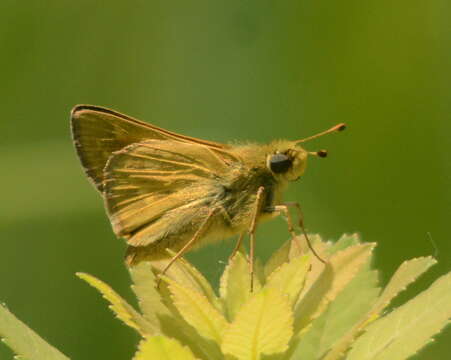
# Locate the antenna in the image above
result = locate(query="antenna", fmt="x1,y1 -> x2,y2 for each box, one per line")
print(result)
308,149 -> 328,158
295,123 -> 346,144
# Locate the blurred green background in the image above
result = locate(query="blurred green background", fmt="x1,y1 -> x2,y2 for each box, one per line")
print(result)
1,1 -> 450,359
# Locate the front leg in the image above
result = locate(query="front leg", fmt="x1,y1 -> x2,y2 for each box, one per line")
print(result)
266,202 -> 325,263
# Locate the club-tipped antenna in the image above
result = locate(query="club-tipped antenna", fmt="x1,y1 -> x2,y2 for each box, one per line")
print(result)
308,149 -> 328,158
295,123 -> 346,144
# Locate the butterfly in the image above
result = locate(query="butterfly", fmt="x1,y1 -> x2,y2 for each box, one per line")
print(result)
71,105 -> 345,288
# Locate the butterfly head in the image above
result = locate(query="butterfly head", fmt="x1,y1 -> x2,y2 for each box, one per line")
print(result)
266,123 -> 346,182
266,145 -> 309,181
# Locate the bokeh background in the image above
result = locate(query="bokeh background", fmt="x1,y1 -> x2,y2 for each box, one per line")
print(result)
1,1 -> 450,359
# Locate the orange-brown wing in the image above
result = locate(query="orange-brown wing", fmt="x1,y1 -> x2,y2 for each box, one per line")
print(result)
103,139 -> 234,247
70,105 -> 229,192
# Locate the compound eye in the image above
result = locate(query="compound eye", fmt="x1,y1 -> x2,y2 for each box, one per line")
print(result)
269,153 -> 292,174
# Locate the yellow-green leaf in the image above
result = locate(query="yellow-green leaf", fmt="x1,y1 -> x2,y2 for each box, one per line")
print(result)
129,262 -> 171,331
133,336 -> 198,360
164,277 -> 227,343
151,255 -> 202,293
146,265 -> 225,359
219,251 -> 261,321
347,272 -> 451,360
264,239 -> 291,278
157,251 -> 223,313
81,267 -> 221,359
290,234 -> 328,260
265,255 -> 310,305
76,272 -> 153,336
324,256 -> 436,360
328,233 -> 360,255
291,262 -> 380,360
374,256 -> 436,314
294,243 -> 375,334
0,303 -> 69,360
221,288 -> 293,360
292,235 -> 333,303
154,310 -> 224,360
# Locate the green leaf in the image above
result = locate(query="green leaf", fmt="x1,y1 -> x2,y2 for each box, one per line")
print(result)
264,235 -> 328,280
265,255 -> 310,306
264,240 -> 291,278
254,258 -> 266,288
323,256 -> 436,360
347,271 -> 451,360
129,262 -> 171,333
290,235 -> 334,302
294,243 -> 375,335
328,233 -> 360,255
155,311 -> 223,360
374,256 -> 436,314
291,262 -> 380,360
222,288 -> 293,360
167,252 -> 223,312
219,251 -> 261,321
164,277 -> 227,343
152,251 -> 224,315
151,262 -> 225,360
0,303 -> 69,360
76,272 -> 153,336
133,336 -> 198,360
291,234 -> 329,261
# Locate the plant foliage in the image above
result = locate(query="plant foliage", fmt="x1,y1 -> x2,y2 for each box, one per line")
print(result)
0,234 -> 449,359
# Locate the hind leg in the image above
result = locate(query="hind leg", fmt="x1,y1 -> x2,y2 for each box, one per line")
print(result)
157,207 -> 220,285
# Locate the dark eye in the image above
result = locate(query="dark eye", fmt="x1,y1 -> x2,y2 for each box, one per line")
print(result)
269,153 -> 292,174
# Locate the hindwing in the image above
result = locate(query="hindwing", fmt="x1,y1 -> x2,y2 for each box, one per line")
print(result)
103,139 -> 232,246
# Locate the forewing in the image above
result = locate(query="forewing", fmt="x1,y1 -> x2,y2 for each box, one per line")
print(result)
104,140 -> 231,246
70,105 -> 229,191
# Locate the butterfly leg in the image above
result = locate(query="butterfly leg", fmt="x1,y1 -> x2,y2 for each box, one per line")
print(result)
270,205 -> 298,240
281,201 -> 325,263
248,186 -> 265,292
158,207 -> 220,285
266,203 -> 304,255
270,204 -> 306,256
229,233 -> 245,262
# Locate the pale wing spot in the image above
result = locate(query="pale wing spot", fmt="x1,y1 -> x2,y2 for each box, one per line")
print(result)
112,193 -> 155,208
111,185 -> 139,190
